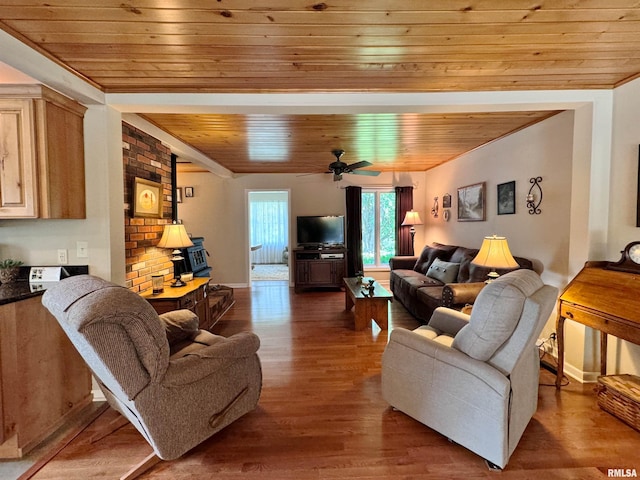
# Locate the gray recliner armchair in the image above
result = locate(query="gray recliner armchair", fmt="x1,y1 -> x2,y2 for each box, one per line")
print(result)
42,275 -> 262,479
381,269 -> 558,469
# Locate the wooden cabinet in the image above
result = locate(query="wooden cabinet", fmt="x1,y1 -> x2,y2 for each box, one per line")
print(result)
0,295 -> 93,458
294,248 -> 346,292
0,85 -> 86,219
141,278 -> 214,331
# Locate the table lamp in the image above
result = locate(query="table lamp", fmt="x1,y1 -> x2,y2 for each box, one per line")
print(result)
157,223 -> 194,287
401,210 -> 423,252
471,235 -> 519,282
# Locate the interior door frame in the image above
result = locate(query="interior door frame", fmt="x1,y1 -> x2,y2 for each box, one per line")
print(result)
246,188 -> 292,286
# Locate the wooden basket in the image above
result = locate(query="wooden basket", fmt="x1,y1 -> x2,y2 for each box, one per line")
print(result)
596,374 -> 640,432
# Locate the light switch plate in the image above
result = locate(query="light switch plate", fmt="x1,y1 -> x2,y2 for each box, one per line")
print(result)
77,241 -> 88,258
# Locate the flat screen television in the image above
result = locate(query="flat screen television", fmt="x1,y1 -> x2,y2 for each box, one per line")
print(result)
297,215 -> 345,247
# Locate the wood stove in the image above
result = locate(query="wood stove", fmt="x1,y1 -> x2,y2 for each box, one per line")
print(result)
181,237 -> 212,277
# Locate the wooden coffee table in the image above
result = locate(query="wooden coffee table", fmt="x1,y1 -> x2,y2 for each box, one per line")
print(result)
343,277 -> 393,331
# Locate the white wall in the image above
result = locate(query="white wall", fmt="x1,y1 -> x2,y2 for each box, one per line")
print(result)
176,171 -> 426,286
422,110 -> 575,288
604,78 -> 640,376
422,110 -> 582,371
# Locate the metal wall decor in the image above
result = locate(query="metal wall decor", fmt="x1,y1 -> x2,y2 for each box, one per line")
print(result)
526,177 -> 543,214
431,197 -> 439,217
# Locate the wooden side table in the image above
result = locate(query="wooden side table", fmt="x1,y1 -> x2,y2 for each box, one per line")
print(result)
141,277 -> 213,330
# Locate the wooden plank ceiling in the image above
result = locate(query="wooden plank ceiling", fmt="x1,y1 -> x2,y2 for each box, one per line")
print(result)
1,1 -> 638,173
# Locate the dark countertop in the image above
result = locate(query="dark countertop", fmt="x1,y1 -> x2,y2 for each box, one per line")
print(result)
0,265 -> 89,306
0,280 -> 42,305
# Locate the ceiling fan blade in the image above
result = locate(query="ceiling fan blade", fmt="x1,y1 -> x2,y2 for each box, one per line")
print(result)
346,160 -> 373,170
350,169 -> 381,176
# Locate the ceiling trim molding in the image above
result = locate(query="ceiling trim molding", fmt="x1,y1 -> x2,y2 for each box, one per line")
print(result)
0,29 -> 104,105
106,90 -> 612,115
122,113 -> 233,178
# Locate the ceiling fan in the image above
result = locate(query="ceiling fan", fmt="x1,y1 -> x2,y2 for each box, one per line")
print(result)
327,149 -> 381,181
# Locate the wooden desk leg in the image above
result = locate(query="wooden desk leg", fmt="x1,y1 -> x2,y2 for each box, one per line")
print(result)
556,313 -> 565,389
600,331 -> 608,376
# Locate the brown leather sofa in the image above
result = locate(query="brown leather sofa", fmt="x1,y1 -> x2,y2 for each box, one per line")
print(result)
389,242 -> 534,323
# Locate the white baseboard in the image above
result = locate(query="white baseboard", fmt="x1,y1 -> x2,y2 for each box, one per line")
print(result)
92,388 -> 106,402
538,336 -> 599,384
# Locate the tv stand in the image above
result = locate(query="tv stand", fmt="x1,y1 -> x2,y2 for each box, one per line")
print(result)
293,247 -> 346,292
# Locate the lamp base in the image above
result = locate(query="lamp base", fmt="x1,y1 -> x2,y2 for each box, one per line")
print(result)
485,271 -> 500,283
171,278 -> 187,288
170,254 -> 186,287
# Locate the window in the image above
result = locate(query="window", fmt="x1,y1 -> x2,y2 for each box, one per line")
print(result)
361,190 -> 396,268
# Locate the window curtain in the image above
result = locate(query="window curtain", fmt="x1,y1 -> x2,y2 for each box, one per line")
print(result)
249,196 -> 289,264
395,186 -> 414,256
345,186 -> 363,277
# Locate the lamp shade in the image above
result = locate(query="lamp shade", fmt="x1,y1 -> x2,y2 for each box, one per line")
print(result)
471,235 -> 519,269
401,210 -> 423,226
157,223 -> 194,249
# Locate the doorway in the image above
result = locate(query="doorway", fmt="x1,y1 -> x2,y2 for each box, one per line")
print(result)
248,190 -> 290,284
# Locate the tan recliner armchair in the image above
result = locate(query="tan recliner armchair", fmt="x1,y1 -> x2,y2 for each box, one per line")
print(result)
42,275 -> 262,479
382,269 -> 558,469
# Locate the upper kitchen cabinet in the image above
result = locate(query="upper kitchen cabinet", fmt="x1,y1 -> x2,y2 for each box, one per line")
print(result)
0,85 -> 86,219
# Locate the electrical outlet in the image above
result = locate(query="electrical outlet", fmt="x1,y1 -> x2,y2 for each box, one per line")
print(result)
57,249 -> 68,265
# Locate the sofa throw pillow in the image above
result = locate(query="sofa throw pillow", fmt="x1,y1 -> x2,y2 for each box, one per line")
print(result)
426,258 -> 460,284
413,243 -> 457,274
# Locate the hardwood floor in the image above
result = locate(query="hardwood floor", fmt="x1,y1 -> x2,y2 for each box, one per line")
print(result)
25,282 -> 640,479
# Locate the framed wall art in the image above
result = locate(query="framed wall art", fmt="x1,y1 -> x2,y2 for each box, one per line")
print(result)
133,177 -> 163,218
497,181 -> 516,215
176,187 -> 183,203
457,182 -> 486,221
185,186 -> 194,198
442,193 -> 452,209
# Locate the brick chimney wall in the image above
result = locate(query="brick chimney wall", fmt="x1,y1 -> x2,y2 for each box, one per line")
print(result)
123,122 -> 174,293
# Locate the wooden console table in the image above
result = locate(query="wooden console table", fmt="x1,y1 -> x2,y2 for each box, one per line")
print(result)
141,277 -> 213,330
556,261 -> 640,388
